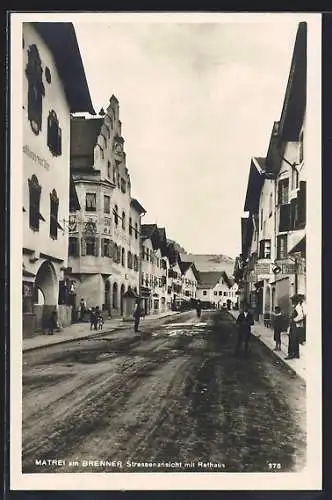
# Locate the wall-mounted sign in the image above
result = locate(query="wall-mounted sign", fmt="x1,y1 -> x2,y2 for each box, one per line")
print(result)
23,145 -> 50,170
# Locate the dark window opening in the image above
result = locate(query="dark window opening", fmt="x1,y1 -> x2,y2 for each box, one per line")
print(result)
259,239 -> 271,259
45,66 -> 51,84
47,110 -> 62,156
278,178 -> 289,205
135,222 -> 138,239
28,174 -> 42,231
86,193 -> 96,211
122,211 -> 126,230
68,237 -> 79,257
129,217 -> 132,236
121,248 -> 125,267
50,189 -> 59,240
25,44 -> 45,135
104,195 -> 110,214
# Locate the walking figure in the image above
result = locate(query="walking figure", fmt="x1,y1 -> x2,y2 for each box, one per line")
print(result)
196,299 -> 202,319
133,299 -> 142,333
48,310 -> 57,335
89,307 -> 96,331
79,297 -> 86,321
272,306 -> 284,351
235,304 -> 254,355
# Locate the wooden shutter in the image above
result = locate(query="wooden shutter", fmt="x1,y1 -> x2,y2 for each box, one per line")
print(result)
81,238 -> 86,256
279,204 -> 291,232
297,181 -> 306,228
94,237 -> 99,257
259,241 -> 264,259
290,198 -> 297,230
101,238 -> 105,257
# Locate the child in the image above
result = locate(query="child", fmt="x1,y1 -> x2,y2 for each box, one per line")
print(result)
272,306 -> 284,351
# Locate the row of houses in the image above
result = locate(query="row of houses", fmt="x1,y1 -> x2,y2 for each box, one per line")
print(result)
22,21 -> 237,337
234,22 -> 307,324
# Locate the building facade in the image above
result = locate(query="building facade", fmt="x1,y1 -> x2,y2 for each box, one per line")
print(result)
22,22 -> 94,336
68,96 -> 145,317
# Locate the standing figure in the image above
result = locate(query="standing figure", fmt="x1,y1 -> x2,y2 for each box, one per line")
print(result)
48,310 -> 57,335
272,306 -> 284,351
79,298 -> 86,321
235,304 -> 254,355
133,299 -> 142,333
196,300 -> 202,319
94,306 -> 101,331
89,307 -> 96,331
285,295 -> 303,359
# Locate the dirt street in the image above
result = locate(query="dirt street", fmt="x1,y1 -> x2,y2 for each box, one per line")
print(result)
22,309 -> 306,473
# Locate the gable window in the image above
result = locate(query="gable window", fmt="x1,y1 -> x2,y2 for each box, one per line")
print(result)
278,178 -> 289,205
259,239 -> 271,259
104,195 -> 110,214
277,235 -> 288,260
50,189 -> 59,239
114,205 -> 119,225
47,110 -> 62,156
68,237 -> 79,257
129,217 -> 132,236
25,44 -> 45,135
122,211 -> 126,230
86,193 -> 96,212
135,222 -> 138,239
28,174 -> 42,231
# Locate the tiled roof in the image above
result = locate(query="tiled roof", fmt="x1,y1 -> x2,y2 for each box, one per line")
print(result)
130,198 -> 146,214
141,224 -> 158,240
70,117 -> 103,164
197,271 -> 224,289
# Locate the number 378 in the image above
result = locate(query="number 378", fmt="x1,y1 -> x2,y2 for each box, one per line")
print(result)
268,463 -> 282,470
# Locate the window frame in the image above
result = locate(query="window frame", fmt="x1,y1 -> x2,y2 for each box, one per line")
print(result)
86,192 -> 97,212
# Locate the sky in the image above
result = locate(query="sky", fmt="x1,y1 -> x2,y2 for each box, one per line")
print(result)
74,16 -> 303,258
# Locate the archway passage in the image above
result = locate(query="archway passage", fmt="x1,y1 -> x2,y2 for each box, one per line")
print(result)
112,282 -> 118,310
34,260 -> 57,305
120,284 -> 125,316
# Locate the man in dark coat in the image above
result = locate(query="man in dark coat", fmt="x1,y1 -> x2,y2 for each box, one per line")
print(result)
235,303 -> 254,355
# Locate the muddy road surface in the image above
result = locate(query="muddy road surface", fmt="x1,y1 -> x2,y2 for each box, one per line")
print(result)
22,309 -> 306,473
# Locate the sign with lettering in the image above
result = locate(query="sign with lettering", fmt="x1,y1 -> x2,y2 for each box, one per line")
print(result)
23,145 -> 50,170
255,263 -> 271,274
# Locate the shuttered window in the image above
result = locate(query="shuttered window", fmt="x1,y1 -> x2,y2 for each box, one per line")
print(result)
279,204 -> 291,232
259,239 -> 271,259
278,178 -> 289,205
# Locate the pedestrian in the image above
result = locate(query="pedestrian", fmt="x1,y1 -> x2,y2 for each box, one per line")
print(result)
285,295 -> 303,360
48,310 -> 57,335
272,306 -> 284,351
297,295 -> 306,344
235,303 -> 254,355
89,307 -> 96,331
133,299 -> 142,333
79,297 -> 86,321
94,306 -> 100,331
196,299 -> 202,319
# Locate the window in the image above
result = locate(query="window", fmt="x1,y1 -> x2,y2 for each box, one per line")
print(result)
224,291 -> 227,296
128,251 -> 133,269
146,248 -> 149,261
101,238 -> 111,257
68,237 -> 79,256
50,189 -> 59,239
299,132 -> 304,163
260,209 -> 263,230
279,204 -> 291,232
122,211 -> 126,230
259,239 -> 271,259
291,166 -> 299,190
290,198 -> 299,230
129,217 -> 132,236
135,222 -> 138,239
47,110 -> 62,156
104,195 -> 110,214
28,174 -> 42,231
134,255 -> 138,272
86,193 -> 96,211
214,291 -> 217,296
278,178 -> 289,205
114,205 -> 118,225
25,44 -> 45,135
45,67 -> 51,84
81,237 -> 99,257
269,193 -> 273,217
121,248 -> 125,266
107,161 -> 111,178
113,243 -> 118,261
219,291 -> 222,296
277,235 -> 288,260
203,291 -> 207,296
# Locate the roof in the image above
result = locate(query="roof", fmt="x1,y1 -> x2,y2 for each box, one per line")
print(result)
32,23 -> 95,114
278,22 -> 307,141
197,271 -> 224,289
130,198 -> 146,214
141,224 -> 160,250
180,261 -> 192,274
70,117 -> 103,166
243,158 -> 265,212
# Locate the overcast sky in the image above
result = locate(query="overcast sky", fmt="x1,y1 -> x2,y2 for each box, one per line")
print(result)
74,16 -> 303,258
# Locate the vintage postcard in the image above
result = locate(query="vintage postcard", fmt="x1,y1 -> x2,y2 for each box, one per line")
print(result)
9,11 -> 321,491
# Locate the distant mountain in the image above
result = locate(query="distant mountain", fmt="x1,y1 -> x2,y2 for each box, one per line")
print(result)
167,239 -> 187,254
182,254 -> 235,277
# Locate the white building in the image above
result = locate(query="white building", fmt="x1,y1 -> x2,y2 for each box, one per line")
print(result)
179,260 -> 199,303
68,96 -> 146,317
197,271 -> 235,309
22,22 -> 94,336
